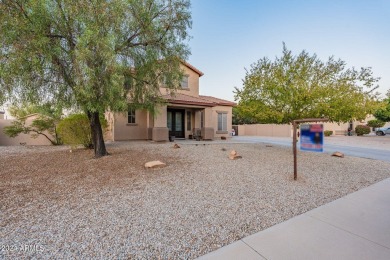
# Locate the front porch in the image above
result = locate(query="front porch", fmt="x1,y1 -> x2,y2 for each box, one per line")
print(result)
151,104 -> 215,142
109,94 -> 233,142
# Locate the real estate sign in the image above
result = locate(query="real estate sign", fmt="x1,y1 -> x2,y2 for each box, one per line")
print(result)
300,124 -> 324,152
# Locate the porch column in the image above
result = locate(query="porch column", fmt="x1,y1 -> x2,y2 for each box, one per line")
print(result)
152,105 -> 169,141
194,110 -> 201,129
146,111 -> 154,140
202,107 -> 215,140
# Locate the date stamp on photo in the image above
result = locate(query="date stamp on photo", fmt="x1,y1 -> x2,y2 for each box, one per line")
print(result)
1,244 -> 44,253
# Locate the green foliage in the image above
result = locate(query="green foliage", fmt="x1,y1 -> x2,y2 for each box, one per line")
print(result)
3,103 -> 62,145
57,114 -> 107,148
355,125 -> 370,136
234,43 -> 380,124
57,114 -> 92,148
0,0 -> 192,157
232,106 -> 257,125
373,97 -> 390,122
367,119 -> 385,128
324,130 -> 333,136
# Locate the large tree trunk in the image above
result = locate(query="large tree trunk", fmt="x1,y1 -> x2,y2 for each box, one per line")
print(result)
87,111 -> 108,158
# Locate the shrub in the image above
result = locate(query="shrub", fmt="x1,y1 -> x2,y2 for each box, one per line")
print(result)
57,114 -> 107,148
324,130 -> 333,136
367,119 -> 385,128
57,114 -> 92,148
355,125 -> 370,136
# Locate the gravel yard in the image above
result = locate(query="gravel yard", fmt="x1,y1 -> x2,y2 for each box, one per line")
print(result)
1,141 -> 390,259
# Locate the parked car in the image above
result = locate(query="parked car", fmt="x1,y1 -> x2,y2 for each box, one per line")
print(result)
375,126 -> 390,136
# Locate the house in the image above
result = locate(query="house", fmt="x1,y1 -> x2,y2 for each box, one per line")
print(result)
105,62 -> 236,141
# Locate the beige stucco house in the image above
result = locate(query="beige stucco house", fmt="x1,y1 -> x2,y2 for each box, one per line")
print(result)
106,62 -> 236,141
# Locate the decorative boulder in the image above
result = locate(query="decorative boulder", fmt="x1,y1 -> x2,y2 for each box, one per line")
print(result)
145,160 -> 166,168
229,150 -> 242,160
332,152 -> 344,158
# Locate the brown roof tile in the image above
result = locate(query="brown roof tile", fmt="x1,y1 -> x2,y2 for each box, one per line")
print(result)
199,95 -> 236,106
162,93 -> 236,107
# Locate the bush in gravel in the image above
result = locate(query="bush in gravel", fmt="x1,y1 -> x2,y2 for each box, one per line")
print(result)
355,125 -> 370,136
57,114 -> 107,148
324,130 -> 333,136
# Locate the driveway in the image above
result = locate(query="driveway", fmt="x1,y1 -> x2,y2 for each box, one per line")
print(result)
225,135 -> 390,162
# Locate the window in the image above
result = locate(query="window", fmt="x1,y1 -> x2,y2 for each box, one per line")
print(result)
128,109 -> 136,124
187,111 -> 191,131
218,112 -> 227,131
181,75 -> 189,89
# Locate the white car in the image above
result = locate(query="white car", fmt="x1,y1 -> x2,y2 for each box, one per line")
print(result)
376,126 -> 390,136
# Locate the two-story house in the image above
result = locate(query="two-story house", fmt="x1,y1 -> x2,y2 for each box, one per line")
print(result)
105,61 -> 235,141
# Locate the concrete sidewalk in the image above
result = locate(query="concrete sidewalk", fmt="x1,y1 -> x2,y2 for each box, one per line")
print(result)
198,178 -> 390,260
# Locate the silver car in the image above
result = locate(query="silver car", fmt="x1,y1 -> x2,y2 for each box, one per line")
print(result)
376,126 -> 390,136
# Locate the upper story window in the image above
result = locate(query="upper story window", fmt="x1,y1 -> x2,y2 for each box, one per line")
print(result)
128,109 -> 136,124
181,75 -> 189,89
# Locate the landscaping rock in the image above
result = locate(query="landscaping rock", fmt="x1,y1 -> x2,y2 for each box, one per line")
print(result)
332,151 -> 344,158
229,150 -> 242,160
2,142 -> 390,259
173,144 -> 180,149
145,160 -> 166,168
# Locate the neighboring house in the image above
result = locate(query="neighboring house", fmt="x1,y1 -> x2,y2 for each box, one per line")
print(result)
0,111 -> 4,120
106,62 -> 236,141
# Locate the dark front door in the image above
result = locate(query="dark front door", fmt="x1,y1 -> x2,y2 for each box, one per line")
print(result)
167,109 -> 185,138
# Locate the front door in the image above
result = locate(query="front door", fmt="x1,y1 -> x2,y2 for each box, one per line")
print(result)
167,109 -> 185,138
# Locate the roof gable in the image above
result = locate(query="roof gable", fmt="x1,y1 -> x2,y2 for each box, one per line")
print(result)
181,61 -> 204,77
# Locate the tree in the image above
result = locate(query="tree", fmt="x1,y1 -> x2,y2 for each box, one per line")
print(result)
232,106 -> 256,125
373,91 -> 390,122
234,44 -> 381,124
3,103 -> 62,145
0,0 -> 191,157
367,119 -> 385,128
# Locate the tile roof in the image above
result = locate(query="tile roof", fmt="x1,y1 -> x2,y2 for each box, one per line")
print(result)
199,95 -> 236,106
162,93 -> 236,107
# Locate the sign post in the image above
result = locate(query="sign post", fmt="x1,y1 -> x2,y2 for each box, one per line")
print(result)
292,118 -> 328,180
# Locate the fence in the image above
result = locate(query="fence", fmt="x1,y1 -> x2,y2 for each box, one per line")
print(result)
236,124 -> 292,137
235,122 -> 363,137
0,118 -> 53,146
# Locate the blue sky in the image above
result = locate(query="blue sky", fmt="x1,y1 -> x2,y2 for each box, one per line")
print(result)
187,0 -> 390,102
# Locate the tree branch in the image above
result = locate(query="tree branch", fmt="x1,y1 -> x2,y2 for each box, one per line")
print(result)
29,129 -> 57,145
